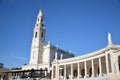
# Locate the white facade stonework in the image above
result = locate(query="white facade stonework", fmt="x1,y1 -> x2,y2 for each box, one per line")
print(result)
21,10 -> 120,80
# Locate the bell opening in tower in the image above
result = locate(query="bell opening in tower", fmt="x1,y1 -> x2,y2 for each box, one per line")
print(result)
41,32 -> 43,38
35,32 -> 37,38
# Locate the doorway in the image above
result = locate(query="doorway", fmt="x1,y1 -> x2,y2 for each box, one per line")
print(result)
81,69 -> 85,77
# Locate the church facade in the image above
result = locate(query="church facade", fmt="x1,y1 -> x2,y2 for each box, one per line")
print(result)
22,10 -> 75,74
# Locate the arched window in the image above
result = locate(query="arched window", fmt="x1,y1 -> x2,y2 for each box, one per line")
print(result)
45,68 -> 48,76
38,18 -> 39,21
41,23 -> 44,27
37,24 -> 38,26
35,32 -> 37,38
41,17 -> 43,22
41,32 -> 43,38
45,68 -> 48,72
40,68 -> 43,71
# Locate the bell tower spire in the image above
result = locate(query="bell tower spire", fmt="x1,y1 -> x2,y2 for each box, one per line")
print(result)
35,9 -> 44,28
29,9 -> 45,66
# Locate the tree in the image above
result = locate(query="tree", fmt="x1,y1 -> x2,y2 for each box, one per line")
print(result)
11,67 -> 21,70
0,63 -> 4,69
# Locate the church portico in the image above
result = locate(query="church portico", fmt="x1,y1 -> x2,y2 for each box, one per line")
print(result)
52,44 -> 120,80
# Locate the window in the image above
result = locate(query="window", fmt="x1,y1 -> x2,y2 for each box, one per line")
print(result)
35,32 -> 37,38
42,23 -> 44,27
41,32 -> 43,38
37,24 -> 38,26
58,55 -> 60,59
41,17 -> 43,22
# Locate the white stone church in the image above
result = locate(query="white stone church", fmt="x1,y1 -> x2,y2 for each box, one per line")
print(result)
22,10 -> 120,80
0,10 -> 120,80
22,10 -> 75,74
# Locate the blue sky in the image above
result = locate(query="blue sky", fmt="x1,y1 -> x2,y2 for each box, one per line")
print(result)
0,0 -> 120,68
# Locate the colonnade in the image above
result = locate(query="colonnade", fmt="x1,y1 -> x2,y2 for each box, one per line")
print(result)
52,54 -> 112,80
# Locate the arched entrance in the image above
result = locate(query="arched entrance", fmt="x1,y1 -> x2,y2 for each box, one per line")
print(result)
89,68 -> 92,77
40,68 -> 43,77
45,68 -> 48,73
73,69 -> 77,78
30,69 -> 35,78
81,69 -> 85,78
61,69 -> 64,76
45,68 -> 48,76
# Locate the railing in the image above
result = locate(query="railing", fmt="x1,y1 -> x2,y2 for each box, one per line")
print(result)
11,78 -> 40,80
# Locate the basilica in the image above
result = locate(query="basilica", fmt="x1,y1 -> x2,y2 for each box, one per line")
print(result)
22,9 -> 75,75
22,9 -> 120,80
0,10 -> 120,80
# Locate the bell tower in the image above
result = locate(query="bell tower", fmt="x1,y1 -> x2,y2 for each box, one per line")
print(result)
29,10 -> 45,65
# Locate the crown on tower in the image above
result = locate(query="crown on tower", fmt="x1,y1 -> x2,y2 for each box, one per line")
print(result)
38,9 -> 43,17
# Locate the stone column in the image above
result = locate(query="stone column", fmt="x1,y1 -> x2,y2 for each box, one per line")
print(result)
52,65 -> 54,79
105,54 -> 109,74
77,62 -> 80,79
64,65 -> 66,80
55,61 -> 59,80
56,65 -> 58,79
71,64 -> 73,79
92,59 -> 94,77
57,65 -> 59,79
84,61 -> 87,78
99,57 -> 102,76
115,60 -> 119,74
